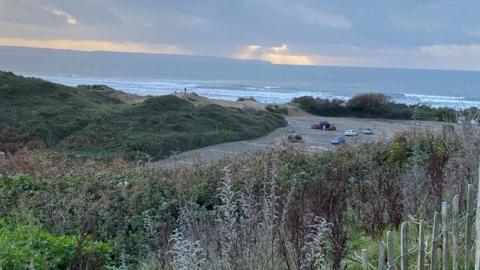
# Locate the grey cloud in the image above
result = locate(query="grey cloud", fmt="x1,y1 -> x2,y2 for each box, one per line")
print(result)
0,0 -> 121,26
1,0 -> 479,69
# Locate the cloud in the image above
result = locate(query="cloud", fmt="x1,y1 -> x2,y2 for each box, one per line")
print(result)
420,44 -> 480,61
235,44 -> 314,65
46,8 -> 78,25
463,28 -> 480,38
0,38 -> 186,54
294,4 -> 351,29
420,44 -> 480,57
226,42 -> 480,70
417,44 -> 480,70
0,0 -> 121,27
0,0 -> 480,70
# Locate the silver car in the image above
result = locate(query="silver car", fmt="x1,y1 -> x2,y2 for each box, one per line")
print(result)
362,128 -> 374,135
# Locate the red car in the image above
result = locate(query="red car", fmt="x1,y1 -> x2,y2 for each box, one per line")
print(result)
325,124 -> 336,130
311,121 -> 336,130
311,123 -> 323,129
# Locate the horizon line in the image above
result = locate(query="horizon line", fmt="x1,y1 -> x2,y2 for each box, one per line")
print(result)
1,44 -> 480,73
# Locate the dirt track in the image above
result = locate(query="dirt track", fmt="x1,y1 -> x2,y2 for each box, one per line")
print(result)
157,115 -> 447,166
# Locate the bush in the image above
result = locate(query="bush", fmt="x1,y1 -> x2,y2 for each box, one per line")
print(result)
292,93 -> 461,122
237,96 -> 256,102
0,220 -> 112,269
292,96 -> 345,116
347,93 -> 390,114
265,104 -> 289,115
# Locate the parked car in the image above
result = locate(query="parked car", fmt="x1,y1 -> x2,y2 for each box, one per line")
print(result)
311,120 -> 328,129
325,124 -> 336,131
310,123 -> 323,129
311,120 -> 336,130
288,134 -> 303,143
362,128 -> 374,135
331,136 -> 345,145
344,129 -> 358,136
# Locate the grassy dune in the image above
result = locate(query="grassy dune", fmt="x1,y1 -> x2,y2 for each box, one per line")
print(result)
0,71 -> 287,160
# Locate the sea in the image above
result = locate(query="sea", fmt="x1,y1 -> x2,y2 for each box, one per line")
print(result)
26,66 -> 480,109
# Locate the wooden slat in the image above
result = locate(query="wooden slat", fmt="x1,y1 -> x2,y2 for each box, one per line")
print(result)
362,249 -> 369,270
465,184 -> 474,270
401,222 -> 408,270
451,195 -> 459,270
378,242 -> 385,270
387,231 -> 395,270
476,164 -> 480,270
430,212 -> 440,270
418,220 -> 425,270
441,202 -> 448,270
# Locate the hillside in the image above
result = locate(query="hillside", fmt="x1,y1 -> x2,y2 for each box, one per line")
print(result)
0,71 -> 126,151
0,71 -> 286,160
60,95 -> 287,160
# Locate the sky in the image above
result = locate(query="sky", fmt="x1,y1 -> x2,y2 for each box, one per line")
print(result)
0,0 -> 479,70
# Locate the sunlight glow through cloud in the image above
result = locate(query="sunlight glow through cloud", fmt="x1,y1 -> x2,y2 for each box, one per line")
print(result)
235,44 -> 314,65
45,8 -> 78,25
0,38 -> 185,54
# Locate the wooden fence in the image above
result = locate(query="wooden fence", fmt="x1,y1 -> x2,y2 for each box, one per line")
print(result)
353,182 -> 479,269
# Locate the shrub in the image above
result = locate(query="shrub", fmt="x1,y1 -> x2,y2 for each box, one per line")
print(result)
292,93 -> 462,122
0,220 -> 112,269
347,93 -> 390,114
237,97 -> 257,102
292,96 -> 345,116
265,104 -> 289,115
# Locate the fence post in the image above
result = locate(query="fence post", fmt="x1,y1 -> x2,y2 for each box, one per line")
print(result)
441,202 -> 449,270
451,195 -> 459,270
430,212 -> 440,270
476,163 -> 480,270
465,184 -> 474,270
401,222 -> 408,270
378,242 -> 385,270
418,220 -> 425,270
362,249 -> 369,270
387,231 -> 395,270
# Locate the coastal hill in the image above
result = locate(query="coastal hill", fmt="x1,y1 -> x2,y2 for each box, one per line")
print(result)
0,71 -> 287,160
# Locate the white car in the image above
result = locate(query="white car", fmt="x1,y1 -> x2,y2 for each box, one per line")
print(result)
344,129 -> 358,136
362,128 -> 374,135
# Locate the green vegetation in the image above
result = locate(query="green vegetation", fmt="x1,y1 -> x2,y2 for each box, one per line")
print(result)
1,124 -> 478,268
61,95 -> 286,160
237,96 -> 257,102
0,218 -> 111,269
292,93 -> 461,121
265,104 -> 289,115
0,71 -> 286,160
2,71 -> 480,268
0,72 -> 125,152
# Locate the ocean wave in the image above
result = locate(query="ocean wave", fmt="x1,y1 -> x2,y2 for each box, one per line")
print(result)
33,75 -> 479,109
398,93 -> 480,109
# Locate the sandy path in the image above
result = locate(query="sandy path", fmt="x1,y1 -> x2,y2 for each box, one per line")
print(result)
157,115 -> 447,166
